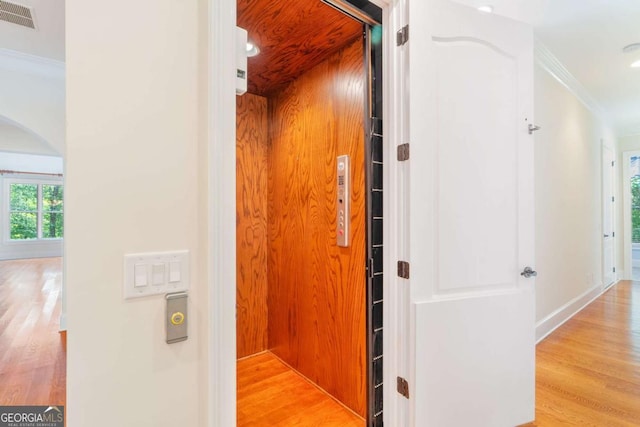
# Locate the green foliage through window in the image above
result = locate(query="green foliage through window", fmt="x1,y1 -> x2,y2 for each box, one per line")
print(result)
42,185 -> 64,238
8,182 -> 64,240
632,175 -> 640,243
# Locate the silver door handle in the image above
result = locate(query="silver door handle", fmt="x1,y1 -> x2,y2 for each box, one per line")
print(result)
521,266 -> 537,278
528,124 -> 541,134
604,234 -> 610,237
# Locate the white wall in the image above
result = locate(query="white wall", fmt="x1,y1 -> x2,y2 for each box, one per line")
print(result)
0,152 -> 63,260
617,135 -> 640,154
0,50 -> 65,155
0,118 -> 59,156
534,62 -> 618,339
65,0 -> 208,425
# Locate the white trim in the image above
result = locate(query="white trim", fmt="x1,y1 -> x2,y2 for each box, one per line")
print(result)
535,284 -> 603,343
601,142 -> 616,287
208,0 -> 237,426
59,312 -> 66,331
0,48 -> 64,79
382,0 -> 406,425
534,39 -> 606,120
622,150 -> 640,281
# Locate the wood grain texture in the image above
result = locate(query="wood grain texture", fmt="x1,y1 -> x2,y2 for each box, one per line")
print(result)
0,258 -> 66,406
267,39 -> 367,417
520,281 -> 640,426
236,93 -> 269,359
237,0 -> 363,96
237,352 -> 364,426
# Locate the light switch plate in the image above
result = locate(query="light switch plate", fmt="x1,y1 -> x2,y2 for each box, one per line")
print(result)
124,250 -> 189,299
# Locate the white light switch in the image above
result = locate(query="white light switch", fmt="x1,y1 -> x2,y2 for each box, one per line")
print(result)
134,264 -> 148,287
169,261 -> 181,283
124,250 -> 190,299
152,263 -> 165,286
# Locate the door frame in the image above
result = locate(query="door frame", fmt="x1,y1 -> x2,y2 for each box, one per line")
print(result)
206,0 -> 408,426
622,150 -> 640,281
601,142 -> 616,288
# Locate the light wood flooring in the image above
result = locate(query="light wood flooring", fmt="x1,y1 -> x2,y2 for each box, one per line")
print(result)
6,256 -> 635,424
524,280 -> 640,426
0,257 -> 66,406
237,351 -> 364,426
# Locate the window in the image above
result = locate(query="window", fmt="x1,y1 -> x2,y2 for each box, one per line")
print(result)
7,181 -> 64,241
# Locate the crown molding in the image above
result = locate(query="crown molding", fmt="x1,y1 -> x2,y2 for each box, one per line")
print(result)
0,48 -> 64,79
534,38 -> 606,119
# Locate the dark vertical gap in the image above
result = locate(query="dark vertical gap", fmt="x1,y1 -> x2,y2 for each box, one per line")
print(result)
364,13 -> 383,427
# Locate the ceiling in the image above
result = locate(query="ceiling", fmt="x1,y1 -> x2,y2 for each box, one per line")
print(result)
0,116 -> 58,155
0,0 -> 64,61
534,0 -> 640,136
1,0 -> 639,135
237,0 -> 363,96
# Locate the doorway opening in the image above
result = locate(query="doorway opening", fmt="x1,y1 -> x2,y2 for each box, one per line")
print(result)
0,136 -> 65,408
0,0 -> 66,409
623,151 -> 640,281
235,0 -> 382,425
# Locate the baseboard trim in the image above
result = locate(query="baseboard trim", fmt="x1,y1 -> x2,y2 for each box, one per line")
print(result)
59,313 -> 67,332
535,284 -> 603,343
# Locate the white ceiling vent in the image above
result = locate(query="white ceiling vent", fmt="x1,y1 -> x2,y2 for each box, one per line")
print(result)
0,1 -> 36,30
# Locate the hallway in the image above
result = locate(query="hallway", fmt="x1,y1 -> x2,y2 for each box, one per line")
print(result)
525,281 -> 640,426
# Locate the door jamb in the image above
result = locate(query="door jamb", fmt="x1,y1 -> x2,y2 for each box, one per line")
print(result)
601,142 -> 616,288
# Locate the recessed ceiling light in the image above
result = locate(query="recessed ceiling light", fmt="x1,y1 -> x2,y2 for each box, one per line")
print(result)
477,5 -> 493,13
246,42 -> 260,57
631,60 -> 640,68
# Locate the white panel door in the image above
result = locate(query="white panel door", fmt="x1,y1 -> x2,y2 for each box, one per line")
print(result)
603,145 -> 615,287
408,0 -> 535,425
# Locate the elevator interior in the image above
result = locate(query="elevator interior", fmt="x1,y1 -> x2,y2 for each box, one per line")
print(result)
235,0 -> 370,424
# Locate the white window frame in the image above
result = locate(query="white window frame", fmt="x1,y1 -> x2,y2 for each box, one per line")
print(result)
3,176 -> 64,244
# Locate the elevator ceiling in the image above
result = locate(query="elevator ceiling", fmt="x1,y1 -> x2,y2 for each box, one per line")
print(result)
237,0 -> 363,96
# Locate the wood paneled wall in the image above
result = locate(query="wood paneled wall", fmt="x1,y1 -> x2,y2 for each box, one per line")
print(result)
236,93 -> 269,359
267,39 -> 367,417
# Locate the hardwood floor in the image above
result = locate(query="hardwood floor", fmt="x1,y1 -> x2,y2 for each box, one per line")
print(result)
237,352 -> 364,426
524,280 -> 640,426
0,257 -> 66,406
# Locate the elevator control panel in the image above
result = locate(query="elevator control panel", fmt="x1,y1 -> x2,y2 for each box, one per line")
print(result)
337,155 -> 350,247
166,291 -> 188,344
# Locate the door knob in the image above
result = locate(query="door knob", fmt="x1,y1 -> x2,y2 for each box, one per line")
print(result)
604,234 -> 610,237
528,124 -> 541,134
521,267 -> 537,278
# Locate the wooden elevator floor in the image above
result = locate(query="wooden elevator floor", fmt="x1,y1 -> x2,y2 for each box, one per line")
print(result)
237,352 -> 365,426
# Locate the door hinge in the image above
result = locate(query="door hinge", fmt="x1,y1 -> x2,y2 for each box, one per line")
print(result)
397,143 -> 410,161
396,25 -> 409,46
613,231 -> 615,238
397,376 -> 410,399
397,261 -> 410,279
612,196 -> 615,202
367,258 -> 374,278
613,267 -> 616,273
612,160 -> 615,167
